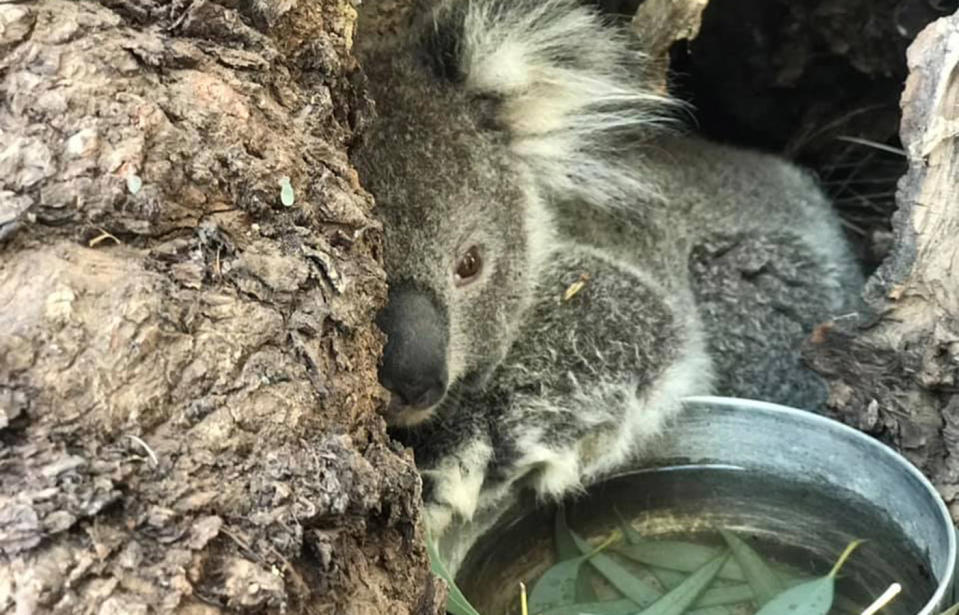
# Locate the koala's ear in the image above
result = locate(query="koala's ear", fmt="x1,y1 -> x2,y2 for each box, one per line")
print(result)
425,0 -> 681,209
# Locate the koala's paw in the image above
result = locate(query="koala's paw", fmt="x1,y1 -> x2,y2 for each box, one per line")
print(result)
419,439 -> 493,537
423,501 -> 455,539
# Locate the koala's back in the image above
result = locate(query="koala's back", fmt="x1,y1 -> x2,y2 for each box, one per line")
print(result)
554,134 -> 862,409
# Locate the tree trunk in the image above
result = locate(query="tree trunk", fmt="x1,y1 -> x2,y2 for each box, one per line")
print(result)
806,10 -> 959,522
0,1 -> 438,613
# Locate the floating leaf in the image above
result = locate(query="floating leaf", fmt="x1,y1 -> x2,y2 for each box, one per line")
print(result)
650,567 -> 734,615
686,606 -> 732,615
613,507 -> 645,546
529,555 -> 590,613
555,507 -> 598,602
555,508 -> 581,560
940,603 -> 959,615
649,566 -> 687,590
616,541 -> 743,581
754,540 -> 863,615
753,574 -> 834,615
696,584 -> 754,608
781,572 -> 862,614
720,530 -> 783,606
571,530 -> 662,606
279,176 -> 295,206
532,533 -> 620,613
637,551 -> 730,615
544,598 -> 639,615
826,539 -> 864,578
617,539 -> 815,587
688,607 -> 740,615
425,536 -> 481,615
649,568 -> 750,611
126,172 -> 142,195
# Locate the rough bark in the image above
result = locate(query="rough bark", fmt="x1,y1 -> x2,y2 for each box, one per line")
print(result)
0,1 -> 437,613
806,11 -> 959,521
631,0 -> 707,92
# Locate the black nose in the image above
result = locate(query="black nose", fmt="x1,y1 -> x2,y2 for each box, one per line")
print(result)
376,286 -> 449,411
382,373 -> 448,409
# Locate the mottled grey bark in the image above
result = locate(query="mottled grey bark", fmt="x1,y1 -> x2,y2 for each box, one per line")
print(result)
0,1 -> 438,613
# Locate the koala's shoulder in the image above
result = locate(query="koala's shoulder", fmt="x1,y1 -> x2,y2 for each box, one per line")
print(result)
504,247 -> 682,385
534,248 -> 672,325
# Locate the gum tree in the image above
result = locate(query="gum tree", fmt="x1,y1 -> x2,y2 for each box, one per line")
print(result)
0,1 -> 438,612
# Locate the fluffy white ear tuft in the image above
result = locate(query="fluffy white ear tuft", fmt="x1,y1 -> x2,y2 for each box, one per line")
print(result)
439,0 -> 679,208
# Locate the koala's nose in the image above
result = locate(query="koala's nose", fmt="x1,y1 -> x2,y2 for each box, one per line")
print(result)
376,286 -> 450,411
385,373 -> 448,409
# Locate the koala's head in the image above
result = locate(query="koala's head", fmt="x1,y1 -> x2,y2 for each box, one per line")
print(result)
352,0 -> 672,426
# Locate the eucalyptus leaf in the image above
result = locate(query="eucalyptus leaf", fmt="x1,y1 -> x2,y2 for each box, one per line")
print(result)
529,555 -> 590,614
425,536 -> 481,615
570,530 -> 662,606
753,539 -> 863,615
826,540 -> 864,579
613,507 -> 645,546
636,551 -> 730,615
546,600 -> 743,615
648,567 -> 687,590
555,507 -> 598,602
617,540 -> 816,587
754,575 -> 833,615
940,603 -> 959,615
720,530 -> 783,606
648,566 -> 748,611
686,608 -> 736,615
615,542 -> 743,582
784,572 -> 868,614
543,598 -> 639,615
696,584 -> 755,608
685,607 -> 731,615
556,507 -> 581,560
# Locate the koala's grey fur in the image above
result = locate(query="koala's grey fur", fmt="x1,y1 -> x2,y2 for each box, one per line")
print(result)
352,0 -> 861,571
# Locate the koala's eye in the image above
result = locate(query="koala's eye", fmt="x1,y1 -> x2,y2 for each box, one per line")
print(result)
454,246 -> 483,286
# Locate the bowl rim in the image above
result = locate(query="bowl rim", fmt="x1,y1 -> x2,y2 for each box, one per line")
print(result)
682,395 -> 957,615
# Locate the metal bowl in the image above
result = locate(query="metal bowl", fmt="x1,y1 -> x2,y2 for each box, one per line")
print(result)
457,396 -> 957,615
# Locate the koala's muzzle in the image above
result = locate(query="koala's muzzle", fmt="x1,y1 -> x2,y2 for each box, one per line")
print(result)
376,287 -> 449,411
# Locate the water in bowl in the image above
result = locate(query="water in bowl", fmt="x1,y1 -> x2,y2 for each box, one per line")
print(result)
456,465 -> 937,615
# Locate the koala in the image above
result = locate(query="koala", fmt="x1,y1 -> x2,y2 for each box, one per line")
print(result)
352,0 -> 861,572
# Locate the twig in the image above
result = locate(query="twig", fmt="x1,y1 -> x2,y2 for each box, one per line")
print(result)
860,583 -> 902,615
836,136 -> 907,157
126,434 -> 159,468
89,227 -> 121,248
220,526 -> 261,562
